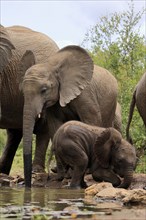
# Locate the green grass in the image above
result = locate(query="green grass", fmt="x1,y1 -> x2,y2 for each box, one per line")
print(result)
0,132 -> 52,176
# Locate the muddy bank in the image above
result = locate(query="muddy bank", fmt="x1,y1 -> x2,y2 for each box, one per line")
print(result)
1,172 -> 146,206
0,172 -> 146,190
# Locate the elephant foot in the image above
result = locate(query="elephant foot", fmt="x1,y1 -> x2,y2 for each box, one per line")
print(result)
32,164 -> 46,173
48,173 -> 64,182
81,180 -> 88,189
51,166 -> 72,179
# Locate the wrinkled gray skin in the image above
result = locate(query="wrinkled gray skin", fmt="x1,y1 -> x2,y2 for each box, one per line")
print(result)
21,46 -> 119,187
0,25 -> 59,182
126,72 -> 146,143
51,121 -> 136,189
0,25 -> 15,118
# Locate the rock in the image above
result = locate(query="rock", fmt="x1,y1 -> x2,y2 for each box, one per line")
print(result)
0,173 -> 13,186
85,182 -> 113,196
122,189 -> 146,204
85,181 -> 146,205
96,187 -> 130,199
0,178 -> 11,187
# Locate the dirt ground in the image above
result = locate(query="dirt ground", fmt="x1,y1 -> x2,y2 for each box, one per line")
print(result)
0,172 -> 146,189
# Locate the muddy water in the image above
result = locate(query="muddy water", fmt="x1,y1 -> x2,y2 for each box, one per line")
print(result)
0,187 -> 145,219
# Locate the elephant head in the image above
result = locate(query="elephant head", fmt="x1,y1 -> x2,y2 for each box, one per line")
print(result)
19,45 -> 94,187
94,128 -> 137,188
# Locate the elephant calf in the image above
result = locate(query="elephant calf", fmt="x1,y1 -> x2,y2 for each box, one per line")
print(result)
50,121 -> 137,189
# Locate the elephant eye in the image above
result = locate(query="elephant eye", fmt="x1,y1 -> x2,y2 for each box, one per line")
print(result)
41,87 -> 47,94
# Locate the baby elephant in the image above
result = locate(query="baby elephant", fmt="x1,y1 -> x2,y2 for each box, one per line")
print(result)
51,121 -> 137,189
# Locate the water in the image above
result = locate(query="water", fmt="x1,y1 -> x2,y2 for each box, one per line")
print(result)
0,187 -> 99,219
0,187 -> 145,219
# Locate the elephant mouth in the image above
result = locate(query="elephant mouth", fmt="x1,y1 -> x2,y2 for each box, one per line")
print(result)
45,100 -> 57,107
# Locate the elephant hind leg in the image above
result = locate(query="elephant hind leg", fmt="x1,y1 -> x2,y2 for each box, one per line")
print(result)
0,129 -> 22,174
92,168 -> 121,187
55,142 -> 89,188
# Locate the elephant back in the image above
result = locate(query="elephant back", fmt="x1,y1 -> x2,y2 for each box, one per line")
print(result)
6,25 -> 59,64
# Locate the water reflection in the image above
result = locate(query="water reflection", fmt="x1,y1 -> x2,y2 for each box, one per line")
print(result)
0,187 -> 85,218
0,187 -> 84,207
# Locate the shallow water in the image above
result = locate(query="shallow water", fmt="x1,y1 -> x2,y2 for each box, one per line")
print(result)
0,187 -> 145,219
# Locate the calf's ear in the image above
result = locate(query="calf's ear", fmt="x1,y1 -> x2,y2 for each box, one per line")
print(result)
94,128 -> 112,168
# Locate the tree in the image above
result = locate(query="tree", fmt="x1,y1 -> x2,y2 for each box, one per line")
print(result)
82,0 -> 146,77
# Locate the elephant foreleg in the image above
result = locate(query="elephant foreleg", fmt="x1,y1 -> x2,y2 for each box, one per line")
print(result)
92,168 -> 121,187
0,128 -> 22,174
32,132 -> 50,173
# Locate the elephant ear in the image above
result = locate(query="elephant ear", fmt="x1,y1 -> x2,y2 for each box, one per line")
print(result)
94,128 -> 112,168
0,25 -> 15,72
18,50 -> 36,89
54,45 -> 94,107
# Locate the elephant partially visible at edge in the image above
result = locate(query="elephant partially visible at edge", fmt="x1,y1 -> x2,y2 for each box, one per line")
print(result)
0,25 -> 15,117
126,72 -> 146,143
0,25 -> 59,178
50,121 -> 137,189
0,25 -> 15,72
20,46 -> 119,187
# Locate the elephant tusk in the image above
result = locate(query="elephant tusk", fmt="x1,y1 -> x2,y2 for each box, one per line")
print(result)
38,113 -> 41,119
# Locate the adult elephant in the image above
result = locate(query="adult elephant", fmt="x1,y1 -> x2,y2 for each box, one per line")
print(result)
0,25 -> 15,72
126,72 -> 146,143
0,25 -> 59,177
20,45 -> 118,187
0,25 -> 15,118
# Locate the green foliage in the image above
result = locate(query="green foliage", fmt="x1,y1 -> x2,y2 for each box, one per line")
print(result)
136,155 -> 146,173
0,130 -> 6,151
0,132 -> 52,175
82,0 -> 146,77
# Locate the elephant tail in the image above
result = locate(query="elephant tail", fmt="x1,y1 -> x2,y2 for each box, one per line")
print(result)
126,89 -> 136,144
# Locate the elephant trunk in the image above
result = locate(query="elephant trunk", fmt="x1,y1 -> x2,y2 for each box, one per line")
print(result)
23,104 -> 36,188
118,168 -> 133,189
